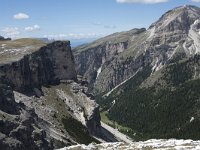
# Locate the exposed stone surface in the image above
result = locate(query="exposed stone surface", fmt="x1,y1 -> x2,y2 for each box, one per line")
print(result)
59,139 -> 200,150
0,39 -> 102,149
0,84 -> 52,150
0,36 -> 11,41
91,5 -> 200,142
55,81 -> 101,136
73,28 -> 146,93
0,40 -> 77,92
74,5 -> 200,95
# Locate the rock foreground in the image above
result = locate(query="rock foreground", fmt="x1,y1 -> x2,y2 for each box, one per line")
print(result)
59,139 -> 200,150
0,39 -> 102,149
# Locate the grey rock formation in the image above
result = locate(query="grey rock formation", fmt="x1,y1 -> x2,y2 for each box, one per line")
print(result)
73,28 -> 146,93
74,5 -> 200,95
0,36 -> 11,41
0,39 -> 102,149
59,139 -> 200,150
0,84 -> 19,115
0,84 -> 52,150
0,41 -> 77,92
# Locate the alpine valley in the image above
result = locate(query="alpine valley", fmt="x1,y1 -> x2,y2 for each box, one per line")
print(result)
74,5 -> 200,142
1,4 -> 200,150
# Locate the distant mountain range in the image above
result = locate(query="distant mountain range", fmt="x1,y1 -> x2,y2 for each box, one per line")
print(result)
70,38 -> 99,48
35,38 -> 99,48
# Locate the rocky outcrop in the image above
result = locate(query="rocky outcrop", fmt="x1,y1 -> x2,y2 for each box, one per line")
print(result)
55,80 -> 101,136
59,139 -> 200,150
0,41 -> 77,92
0,84 -> 19,115
0,84 -> 52,150
0,36 -> 11,41
0,39 -> 102,149
74,42 -> 128,87
86,106 -> 101,136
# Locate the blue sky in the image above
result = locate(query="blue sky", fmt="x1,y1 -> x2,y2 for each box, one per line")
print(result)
1,0 -> 200,42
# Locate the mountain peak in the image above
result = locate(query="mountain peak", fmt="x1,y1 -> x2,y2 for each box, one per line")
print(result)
149,5 -> 200,33
175,4 -> 199,10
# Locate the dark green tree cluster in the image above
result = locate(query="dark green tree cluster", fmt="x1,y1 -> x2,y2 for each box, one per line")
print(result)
98,55 -> 200,140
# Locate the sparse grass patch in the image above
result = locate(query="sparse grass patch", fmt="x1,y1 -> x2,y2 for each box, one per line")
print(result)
42,83 -> 100,144
41,84 -> 72,122
0,38 -> 47,64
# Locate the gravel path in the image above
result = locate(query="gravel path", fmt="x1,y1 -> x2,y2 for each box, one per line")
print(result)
101,122 -> 133,143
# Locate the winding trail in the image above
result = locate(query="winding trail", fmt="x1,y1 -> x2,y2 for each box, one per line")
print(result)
104,69 -> 141,97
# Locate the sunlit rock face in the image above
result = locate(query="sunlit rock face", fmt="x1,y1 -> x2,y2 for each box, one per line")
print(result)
59,139 -> 200,150
0,39 -> 102,149
0,40 -> 77,92
74,5 -> 200,95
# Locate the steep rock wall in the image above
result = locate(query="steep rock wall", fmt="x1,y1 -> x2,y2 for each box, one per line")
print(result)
0,41 -> 77,92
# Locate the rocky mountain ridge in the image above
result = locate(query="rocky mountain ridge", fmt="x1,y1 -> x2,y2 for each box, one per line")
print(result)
74,5 -> 200,95
0,40 -> 76,92
0,39 -> 102,149
73,28 -> 146,93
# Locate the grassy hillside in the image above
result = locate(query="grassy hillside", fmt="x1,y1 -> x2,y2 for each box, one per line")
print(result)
73,28 -> 146,55
0,38 -> 47,64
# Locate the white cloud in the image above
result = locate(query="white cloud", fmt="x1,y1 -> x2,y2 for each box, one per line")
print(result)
2,27 -> 20,37
13,13 -> 29,20
191,0 -> 200,2
116,0 -> 168,4
44,33 -> 104,40
24,25 -> 40,32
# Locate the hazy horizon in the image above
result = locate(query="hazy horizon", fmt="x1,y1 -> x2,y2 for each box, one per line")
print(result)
1,0 -> 200,44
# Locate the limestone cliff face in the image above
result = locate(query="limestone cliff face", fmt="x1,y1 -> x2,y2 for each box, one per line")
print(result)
0,84 -> 52,150
54,81 -> 101,137
74,5 -> 200,95
86,105 -> 101,136
73,28 -> 146,93
0,39 -> 102,149
0,41 -> 77,92
74,42 -> 128,87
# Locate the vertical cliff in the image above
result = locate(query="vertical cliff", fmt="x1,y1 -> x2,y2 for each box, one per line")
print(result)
0,41 -> 77,92
0,39 -> 102,149
73,28 -> 146,93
